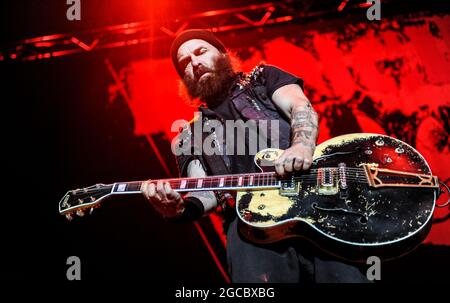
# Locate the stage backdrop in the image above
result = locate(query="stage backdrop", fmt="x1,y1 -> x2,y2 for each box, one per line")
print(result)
110,14 -> 450,246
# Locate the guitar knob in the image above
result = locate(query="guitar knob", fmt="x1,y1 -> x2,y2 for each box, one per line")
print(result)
65,213 -> 73,221
76,209 -> 85,217
375,139 -> 384,146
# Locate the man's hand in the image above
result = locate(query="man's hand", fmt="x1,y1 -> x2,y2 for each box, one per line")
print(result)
274,144 -> 315,176
141,180 -> 185,218
271,83 -> 319,176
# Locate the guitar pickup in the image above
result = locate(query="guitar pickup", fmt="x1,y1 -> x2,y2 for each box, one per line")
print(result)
279,177 -> 300,196
317,167 -> 339,195
338,163 -> 349,199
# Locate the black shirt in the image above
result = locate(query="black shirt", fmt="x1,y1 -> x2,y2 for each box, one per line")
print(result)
208,64 -> 302,174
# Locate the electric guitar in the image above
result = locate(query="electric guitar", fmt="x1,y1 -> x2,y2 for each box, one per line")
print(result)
59,133 -> 443,261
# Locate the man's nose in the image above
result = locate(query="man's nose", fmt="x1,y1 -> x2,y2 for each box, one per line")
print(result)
191,55 -> 201,68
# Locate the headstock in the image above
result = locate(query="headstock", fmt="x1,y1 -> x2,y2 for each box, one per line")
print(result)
59,183 -> 114,220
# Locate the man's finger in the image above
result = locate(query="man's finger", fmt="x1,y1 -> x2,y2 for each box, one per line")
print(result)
284,157 -> 294,173
141,181 -> 149,200
293,158 -> 303,171
275,152 -> 285,175
302,157 -> 312,170
148,182 -> 156,198
156,181 -> 168,201
165,182 -> 182,202
275,162 -> 284,176
274,154 -> 284,167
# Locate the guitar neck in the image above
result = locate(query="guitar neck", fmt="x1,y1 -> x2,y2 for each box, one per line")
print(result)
110,172 -> 280,194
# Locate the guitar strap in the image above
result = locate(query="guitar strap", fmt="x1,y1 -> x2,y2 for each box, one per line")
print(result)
201,119 -> 231,175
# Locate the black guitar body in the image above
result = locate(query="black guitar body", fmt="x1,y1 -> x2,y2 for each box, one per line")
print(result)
236,134 -> 437,262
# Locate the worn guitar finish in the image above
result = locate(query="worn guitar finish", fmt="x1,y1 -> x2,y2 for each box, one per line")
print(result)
59,133 -> 440,262
236,133 -> 438,261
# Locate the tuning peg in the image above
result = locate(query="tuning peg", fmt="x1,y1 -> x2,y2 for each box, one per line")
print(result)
65,213 -> 73,221
76,209 -> 85,217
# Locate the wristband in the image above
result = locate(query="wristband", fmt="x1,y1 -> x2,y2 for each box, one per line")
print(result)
166,196 -> 205,222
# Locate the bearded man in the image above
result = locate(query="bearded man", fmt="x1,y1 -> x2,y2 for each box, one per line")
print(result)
142,29 -> 369,283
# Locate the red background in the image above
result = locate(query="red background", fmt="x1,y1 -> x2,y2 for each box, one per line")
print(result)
116,15 -> 450,246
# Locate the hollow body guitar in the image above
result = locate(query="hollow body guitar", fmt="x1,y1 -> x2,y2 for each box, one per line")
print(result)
59,133 -> 439,262
237,133 -> 438,261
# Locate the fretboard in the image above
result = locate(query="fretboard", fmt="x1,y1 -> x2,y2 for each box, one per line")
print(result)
111,172 -> 280,194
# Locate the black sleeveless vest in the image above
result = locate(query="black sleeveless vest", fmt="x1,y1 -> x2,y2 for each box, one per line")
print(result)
174,64 -> 292,178
173,65 -> 294,230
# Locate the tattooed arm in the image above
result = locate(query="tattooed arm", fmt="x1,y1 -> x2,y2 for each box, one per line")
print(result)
142,159 -> 217,219
271,83 -> 319,175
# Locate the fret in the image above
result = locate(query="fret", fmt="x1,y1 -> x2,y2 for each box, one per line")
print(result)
185,181 -> 190,190
203,178 -> 210,189
132,182 -> 143,191
230,176 -> 237,187
210,178 -> 218,189
224,177 -> 230,188
209,178 -> 215,189
249,175 -> 254,186
219,177 -> 225,188
238,176 -> 243,187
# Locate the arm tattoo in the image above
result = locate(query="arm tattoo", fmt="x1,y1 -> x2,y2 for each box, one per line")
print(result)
291,101 -> 318,149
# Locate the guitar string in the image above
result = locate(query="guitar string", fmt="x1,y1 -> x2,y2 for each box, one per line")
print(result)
117,172 -> 414,189
136,173 -> 369,184
78,169 -> 427,194
78,175 -> 422,196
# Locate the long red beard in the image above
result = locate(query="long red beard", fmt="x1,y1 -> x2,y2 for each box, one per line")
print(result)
182,54 -> 236,107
